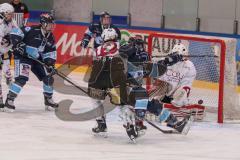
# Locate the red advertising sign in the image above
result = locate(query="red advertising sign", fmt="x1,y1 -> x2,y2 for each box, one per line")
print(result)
53,24 -> 88,64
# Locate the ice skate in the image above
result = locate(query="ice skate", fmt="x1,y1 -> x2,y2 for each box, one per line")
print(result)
124,123 -> 138,143
0,97 -> 4,112
44,96 -> 59,111
4,97 -> 15,112
135,120 -> 147,137
92,118 -> 108,137
167,115 -> 193,135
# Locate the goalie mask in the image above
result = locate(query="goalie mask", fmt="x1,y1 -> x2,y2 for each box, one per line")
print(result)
172,43 -> 188,56
40,13 -> 55,33
101,28 -> 117,42
0,3 -> 14,23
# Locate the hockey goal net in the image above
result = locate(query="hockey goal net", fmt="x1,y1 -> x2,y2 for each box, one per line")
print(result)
147,32 -> 240,123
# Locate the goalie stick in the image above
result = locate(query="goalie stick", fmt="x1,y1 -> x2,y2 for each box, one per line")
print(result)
128,105 -> 192,135
142,115 -> 192,135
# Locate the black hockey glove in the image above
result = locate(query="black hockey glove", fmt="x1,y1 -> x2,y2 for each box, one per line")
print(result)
46,65 -> 57,76
164,52 -> 183,66
44,58 -> 57,75
81,38 -> 90,48
13,42 -> 26,56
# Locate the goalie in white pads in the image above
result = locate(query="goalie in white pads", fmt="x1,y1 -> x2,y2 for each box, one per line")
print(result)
150,43 -> 205,120
0,3 -> 18,107
130,43 -> 196,138
155,43 -> 196,106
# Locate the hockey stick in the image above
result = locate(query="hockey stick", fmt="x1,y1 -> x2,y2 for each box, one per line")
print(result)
128,106 -> 181,134
32,58 -> 88,95
152,54 -> 218,58
143,118 -> 177,134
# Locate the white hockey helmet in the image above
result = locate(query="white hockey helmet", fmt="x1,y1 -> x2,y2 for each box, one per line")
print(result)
101,28 -> 118,42
0,3 -> 14,14
172,43 -> 188,56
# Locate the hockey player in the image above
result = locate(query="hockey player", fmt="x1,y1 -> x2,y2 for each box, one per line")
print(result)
2,13 -> 58,112
88,28 -> 127,135
131,43 -> 196,137
81,11 -> 121,49
154,43 -> 197,107
118,36 -> 150,138
0,3 -> 18,107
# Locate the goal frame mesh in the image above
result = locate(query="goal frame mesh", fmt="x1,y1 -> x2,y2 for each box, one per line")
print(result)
147,33 -> 227,123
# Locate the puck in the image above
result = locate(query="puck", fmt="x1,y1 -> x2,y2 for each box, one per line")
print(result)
198,100 -> 203,104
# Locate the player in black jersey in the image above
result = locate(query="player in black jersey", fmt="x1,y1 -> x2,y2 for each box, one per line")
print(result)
81,11 -> 121,49
2,13 -> 58,112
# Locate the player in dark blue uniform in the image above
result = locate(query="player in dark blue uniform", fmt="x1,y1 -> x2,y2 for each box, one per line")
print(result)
81,11 -> 121,49
2,13 -> 58,112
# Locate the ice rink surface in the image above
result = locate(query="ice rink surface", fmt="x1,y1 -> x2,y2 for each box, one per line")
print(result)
0,72 -> 240,160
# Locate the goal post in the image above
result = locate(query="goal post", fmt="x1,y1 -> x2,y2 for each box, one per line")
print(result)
147,32 -> 239,123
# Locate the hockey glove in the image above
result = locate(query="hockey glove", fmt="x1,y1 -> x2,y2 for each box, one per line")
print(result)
164,52 -> 183,66
46,65 -> 57,76
44,58 -> 57,75
81,38 -> 90,48
13,42 -> 26,56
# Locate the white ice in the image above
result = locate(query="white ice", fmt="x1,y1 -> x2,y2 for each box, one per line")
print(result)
0,72 -> 240,160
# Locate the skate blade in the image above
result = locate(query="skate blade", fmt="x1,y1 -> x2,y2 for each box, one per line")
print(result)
45,105 -> 57,111
3,107 -> 15,113
129,135 -> 137,144
181,116 -> 194,135
0,108 -> 5,112
137,130 -> 146,138
93,132 -> 108,138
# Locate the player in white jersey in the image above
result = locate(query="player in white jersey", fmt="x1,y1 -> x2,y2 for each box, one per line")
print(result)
156,43 -> 196,107
95,28 -> 120,58
0,3 -> 18,107
132,43 -> 195,135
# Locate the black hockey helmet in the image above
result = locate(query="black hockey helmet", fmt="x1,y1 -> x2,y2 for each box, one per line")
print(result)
40,13 -> 54,25
40,13 -> 55,32
128,36 -> 146,51
100,11 -> 111,28
100,11 -> 111,19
